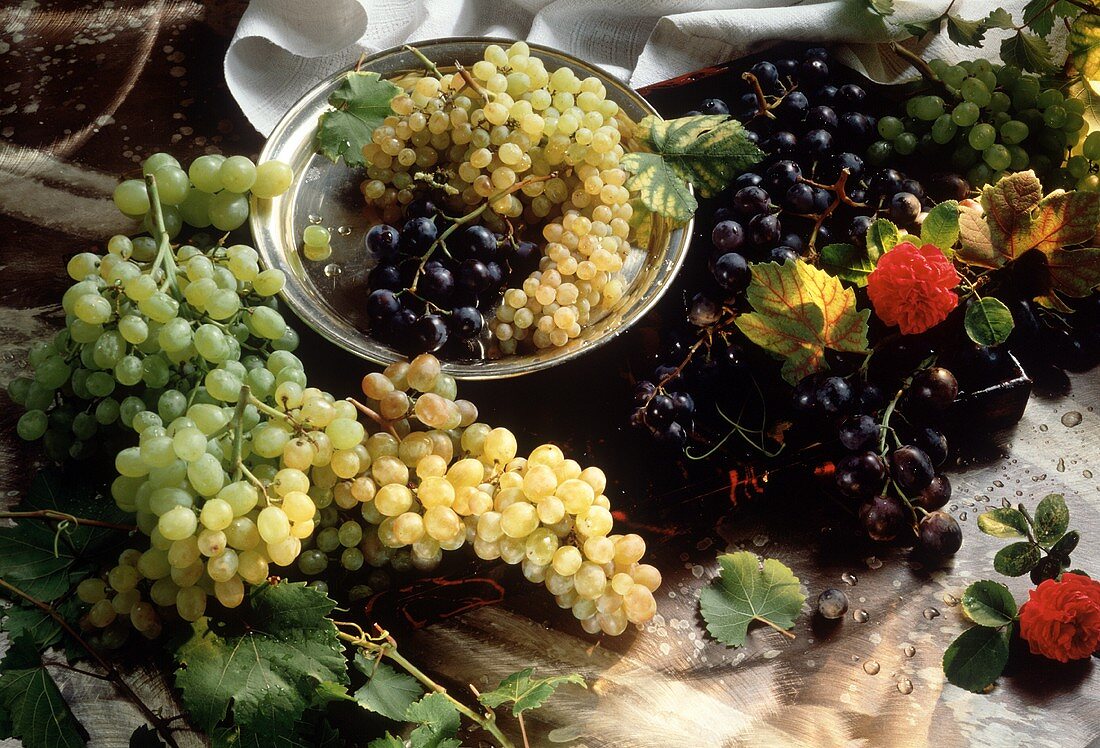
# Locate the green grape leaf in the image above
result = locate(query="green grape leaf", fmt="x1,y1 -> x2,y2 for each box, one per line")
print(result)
478,668 -> 586,716
961,581 -> 1018,627
1022,0 -> 1056,36
628,200 -> 656,247
964,297 -> 1015,346
699,551 -> 806,647
368,735 -> 405,748
213,714 -> 343,748
316,71 -> 402,167
865,0 -> 894,15
986,7 -> 1017,29
1,596 -> 83,652
1069,12 -> 1100,83
942,625 -> 1012,693
174,583 -> 348,739
0,636 -> 87,748
406,693 -> 461,748
620,152 -> 697,225
921,200 -> 960,251
129,725 -> 166,747
626,114 -> 764,206
353,655 -> 424,721
977,507 -> 1029,538
1045,248 -> 1100,298
735,259 -> 870,384
1000,30 -> 1059,74
820,243 -> 876,286
866,218 -> 900,262
947,15 -> 989,47
904,21 -> 938,38
0,470 -> 130,601
1034,494 -> 1070,545
993,541 -> 1043,577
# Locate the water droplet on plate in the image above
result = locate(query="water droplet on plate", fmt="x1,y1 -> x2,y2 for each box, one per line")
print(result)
942,592 -> 959,607
923,607 -> 940,620
959,511 -> 968,521
1061,411 -> 1083,428
897,677 -> 914,694
1039,424 -> 1048,432
903,644 -> 916,658
842,572 -> 858,586
863,660 -> 880,675
993,480 -> 1004,488
1057,458 -> 1066,473
852,608 -> 869,623
752,533 -> 768,547
336,225 -> 352,236
307,213 -> 323,224
1084,469 -> 1094,479
323,263 -> 342,278
865,556 -> 882,570
1001,497 -> 1012,508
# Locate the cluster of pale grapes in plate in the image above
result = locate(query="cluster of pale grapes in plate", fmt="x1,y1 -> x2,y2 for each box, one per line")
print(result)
359,41 -> 638,351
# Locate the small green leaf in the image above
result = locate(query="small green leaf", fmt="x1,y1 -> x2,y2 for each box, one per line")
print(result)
921,201 -> 960,251
947,15 -> 989,47
1051,530 -> 1080,558
1,597 -> 83,652
961,581 -> 1018,627
993,541 -> 1042,577
316,71 -> 402,167
353,656 -> 423,721
1069,13 -> 1100,84
986,7 -> 1016,29
0,637 -> 87,748
368,735 -> 405,748
699,551 -> 806,647
942,625 -> 1012,693
977,507 -> 1029,538
904,21 -> 937,38
478,668 -> 586,716
1022,0 -> 1055,36
1000,30 -> 1058,74
866,219 -> 900,263
1034,494 -> 1069,545
820,243 -> 875,286
620,152 -> 697,225
406,693 -> 461,748
964,297 -> 1015,346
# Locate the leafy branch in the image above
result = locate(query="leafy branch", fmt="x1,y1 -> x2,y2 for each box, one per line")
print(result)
977,493 -> 1078,582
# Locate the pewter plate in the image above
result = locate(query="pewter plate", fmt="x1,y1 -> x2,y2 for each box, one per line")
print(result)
251,37 -> 692,379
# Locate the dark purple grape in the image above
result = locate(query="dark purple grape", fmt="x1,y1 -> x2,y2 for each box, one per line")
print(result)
419,265 -> 454,301
799,59 -> 830,87
811,187 -> 832,213
689,293 -> 721,327
484,261 -> 504,289
400,217 -> 438,253
908,367 -> 959,410
888,192 -> 922,225
839,414 -> 878,451
816,376 -> 853,415
775,58 -> 799,79
653,363 -> 680,385
857,381 -> 887,413
815,84 -> 839,106
511,240 -> 539,270
449,306 -> 483,339
860,494 -> 908,541
456,225 -> 497,260
900,179 -> 925,199
655,421 -> 688,448
699,98 -> 730,115
366,288 -> 400,320
712,220 -> 746,252
792,375 -> 819,415
800,128 -> 834,157
848,215 -> 874,246
816,224 -> 834,246
769,246 -> 799,263
804,47 -> 829,61
670,392 -> 695,419
734,186 -> 772,215
713,252 -> 750,292
413,314 -> 448,352
646,394 -> 676,427
750,61 -> 779,90
826,152 -> 864,182
838,112 -> 871,141
765,130 -> 798,154
404,197 -> 438,220
837,83 -> 866,109
915,427 -> 948,466
817,588 -> 849,619
929,173 -> 971,201
785,183 -> 816,213
633,380 -> 656,406
368,263 -> 401,291
389,307 -> 418,340
765,160 -> 802,192
734,172 -> 764,190
891,445 -> 935,492
918,511 -> 962,557
868,169 -> 904,198
749,214 -> 782,245
836,452 -> 887,499
781,232 -> 805,253
775,91 -> 809,122
806,106 -> 838,130
914,474 -> 951,511
456,259 -> 491,295
366,224 -> 400,258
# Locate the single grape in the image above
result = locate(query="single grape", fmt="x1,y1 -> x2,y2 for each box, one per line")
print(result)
918,511 -> 962,557
817,588 -> 849,619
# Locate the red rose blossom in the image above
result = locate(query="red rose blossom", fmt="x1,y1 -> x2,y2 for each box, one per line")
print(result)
1018,573 -> 1100,663
866,242 -> 959,335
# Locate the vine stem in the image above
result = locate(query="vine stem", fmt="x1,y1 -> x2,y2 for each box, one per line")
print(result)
336,628 -> 516,748
0,510 -> 136,532
0,578 -> 182,748
143,174 -> 180,297
887,42 -> 954,100
231,385 -> 251,483
404,44 -> 444,79
346,398 -> 399,439
759,617 -> 798,639
741,72 -> 777,120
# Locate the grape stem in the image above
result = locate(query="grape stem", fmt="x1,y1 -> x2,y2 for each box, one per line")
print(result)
404,44 -> 444,80
346,397 -> 399,438
886,43 -> 953,101
798,168 -> 864,256
741,72 -> 778,120
231,385 -> 251,483
143,173 -> 180,296
0,577 -> 183,748
0,510 -> 136,532
336,624 -> 516,748
454,61 -> 494,101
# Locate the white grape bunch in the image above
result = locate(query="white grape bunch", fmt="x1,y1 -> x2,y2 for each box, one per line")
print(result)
357,41 -> 639,352
300,353 -> 662,635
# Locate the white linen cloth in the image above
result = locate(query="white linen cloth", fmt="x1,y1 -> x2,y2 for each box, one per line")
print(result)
225,0 -> 1038,136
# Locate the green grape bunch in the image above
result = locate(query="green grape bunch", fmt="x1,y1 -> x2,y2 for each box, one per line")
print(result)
869,57 -> 1096,192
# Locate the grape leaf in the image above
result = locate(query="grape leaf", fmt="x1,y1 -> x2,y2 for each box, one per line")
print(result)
1045,247 -> 1100,298
820,243 -> 875,286
921,200 -> 960,251
622,115 -> 764,225
0,636 -> 87,748
1069,13 -> 1100,86
943,625 -> 1012,693
977,507 -> 1029,538
904,20 -> 938,38
699,551 -> 805,647
174,583 -> 348,739
478,668 -> 586,716
353,655 -> 423,721
368,735 -> 405,748
947,15 -> 989,47
316,71 -> 402,167
1000,30 -> 1058,74
964,297 -> 1014,346
986,7 -> 1016,29
961,581 -> 1018,627
1,596 -> 83,651
735,259 -> 870,384
406,693 -> 461,748
1034,494 -> 1069,545
130,725 -> 166,747
1023,0 -> 1055,36
866,218 -> 900,262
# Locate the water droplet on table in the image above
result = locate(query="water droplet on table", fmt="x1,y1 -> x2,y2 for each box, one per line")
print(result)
923,607 -> 940,620
865,556 -> 882,570
308,213 -> 323,224
842,572 -> 858,586
323,263 -> 342,278
336,225 -> 352,236
1085,469 -> 1094,479
863,660 -> 880,675
852,608 -> 869,623
1001,497 -> 1012,508
1057,458 -> 1066,472
993,480 -> 1004,487
897,677 -> 914,694
752,533 -> 768,547
942,592 -> 958,607
1061,411 -> 1083,428
1039,423 -> 1048,432
959,511 -> 968,521
903,644 -> 916,658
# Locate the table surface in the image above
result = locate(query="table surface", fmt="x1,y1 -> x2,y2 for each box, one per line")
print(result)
1,4 -> 1098,747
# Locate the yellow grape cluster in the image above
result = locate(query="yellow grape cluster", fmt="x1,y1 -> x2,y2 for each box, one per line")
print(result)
359,41 -> 638,351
